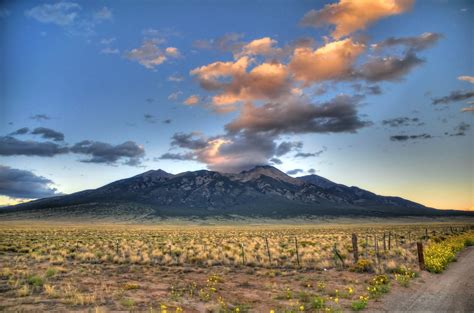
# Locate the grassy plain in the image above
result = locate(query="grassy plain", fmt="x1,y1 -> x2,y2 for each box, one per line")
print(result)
0,220 -> 473,312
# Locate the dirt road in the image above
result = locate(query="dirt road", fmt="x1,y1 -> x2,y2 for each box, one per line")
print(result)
371,246 -> 474,312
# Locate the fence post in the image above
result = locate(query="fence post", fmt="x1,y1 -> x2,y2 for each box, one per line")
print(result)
417,242 -> 425,270
265,237 -> 272,265
295,237 -> 300,268
352,233 -> 359,263
365,234 -> 368,258
240,243 -> 246,265
383,233 -> 387,251
388,232 -> 392,250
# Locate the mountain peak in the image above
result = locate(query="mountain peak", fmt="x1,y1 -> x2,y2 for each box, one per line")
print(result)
133,169 -> 174,179
238,165 -> 304,185
298,174 -> 337,189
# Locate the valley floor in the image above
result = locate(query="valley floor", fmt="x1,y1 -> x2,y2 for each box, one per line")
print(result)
0,221 -> 473,312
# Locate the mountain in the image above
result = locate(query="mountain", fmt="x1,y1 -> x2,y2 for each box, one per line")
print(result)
1,166 -> 471,219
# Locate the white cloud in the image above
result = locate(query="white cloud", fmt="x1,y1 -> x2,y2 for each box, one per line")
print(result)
25,2 -> 81,26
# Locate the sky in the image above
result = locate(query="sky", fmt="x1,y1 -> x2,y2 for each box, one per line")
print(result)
0,0 -> 473,211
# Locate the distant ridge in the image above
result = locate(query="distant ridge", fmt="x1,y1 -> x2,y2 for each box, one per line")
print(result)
1,166 -> 472,219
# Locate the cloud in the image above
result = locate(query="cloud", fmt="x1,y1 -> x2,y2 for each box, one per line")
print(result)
184,95 -> 200,105
286,169 -> 303,175
70,140 -> 145,165
25,2 -> 112,37
445,122 -> 471,136
458,76 -> 474,84
126,40 -> 168,69
25,2 -> 81,26
295,149 -> 326,158
162,131 -> 285,173
270,157 -> 282,165
144,113 -> 157,124
30,114 -> 51,121
289,38 -> 365,84
461,106 -> 474,113
382,117 -> 421,127
168,73 -> 184,82
31,127 -> 65,141
9,127 -> 30,136
163,119 -> 172,124
372,32 -> 442,51
0,165 -> 61,199
432,90 -> 474,105
193,33 -> 244,54
157,152 -> 195,161
94,6 -> 112,21
356,51 -> 424,82
225,95 -> 370,135
235,37 -> 284,59
300,0 -> 414,39
0,136 -> 69,157
100,47 -> 119,54
308,168 -> 316,174
390,134 -> 432,141
168,91 -> 183,101
191,56 -> 292,106
170,132 -> 208,150
165,47 -> 181,57
275,141 -> 303,157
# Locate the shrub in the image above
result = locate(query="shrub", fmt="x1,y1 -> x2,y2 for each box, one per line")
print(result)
353,258 -> 373,273
424,232 -> 474,273
351,296 -> 368,311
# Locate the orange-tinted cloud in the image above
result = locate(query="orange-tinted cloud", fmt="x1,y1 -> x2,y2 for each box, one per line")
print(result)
183,95 -> 199,105
191,57 -> 291,106
301,0 -> 414,39
289,38 -> 365,84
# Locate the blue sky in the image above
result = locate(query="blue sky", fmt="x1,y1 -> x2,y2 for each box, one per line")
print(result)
0,0 -> 473,210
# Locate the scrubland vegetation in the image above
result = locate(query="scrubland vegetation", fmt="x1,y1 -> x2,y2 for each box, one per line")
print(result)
0,222 -> 472,312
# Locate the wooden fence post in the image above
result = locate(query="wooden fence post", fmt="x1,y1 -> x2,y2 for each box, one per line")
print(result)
240,243 -> 246,265
295,237 -> 300,268
416,242 -> 425,270
388,232 -> 392,250
264,237 -> 272,265
352,233 -> 359,263
383,233 -> 387,251
365,234 -> 368,258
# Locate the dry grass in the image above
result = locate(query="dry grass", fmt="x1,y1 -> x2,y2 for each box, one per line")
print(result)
0,222 -> 472,312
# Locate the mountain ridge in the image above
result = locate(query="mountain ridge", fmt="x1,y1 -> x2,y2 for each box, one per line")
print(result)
1,166 -> 472,219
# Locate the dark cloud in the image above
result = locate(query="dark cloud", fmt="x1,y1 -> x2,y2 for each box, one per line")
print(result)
382,117 -> 421,127
144,113 -> 157,124
170,132 -> 208,150
356,52 -> 424,82
0,136 -> 69,157
372,33 -> 442,52
9,127 -> 30,136
445,122 -> 471,136
0,165 -> 61,199
70,140 -> 145,165
308,168 -> 316,174
432,90 -> 474,105
269,157 -> 282,165
225,95 -> 370,135
163,119 -> 172,124
275,141 -> 302,157
390,134 -> 432,141
30,114 -> 51,121
31,127 -> 65,141
286,169 -> 303,175
157,152 -> 195,161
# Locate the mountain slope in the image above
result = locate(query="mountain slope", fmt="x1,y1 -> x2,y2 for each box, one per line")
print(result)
1,166 -> 470,219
